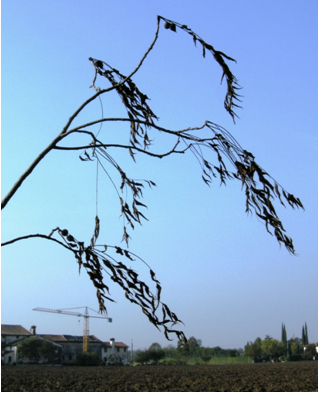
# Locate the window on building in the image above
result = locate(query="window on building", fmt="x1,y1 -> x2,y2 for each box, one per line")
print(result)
69,355 -> 72,361
116,347 -> 120,352
124,348 -> 127,353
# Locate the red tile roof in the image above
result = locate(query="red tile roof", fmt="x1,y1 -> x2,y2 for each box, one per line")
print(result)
1,325 -> 32,336
103,341 -> 129,348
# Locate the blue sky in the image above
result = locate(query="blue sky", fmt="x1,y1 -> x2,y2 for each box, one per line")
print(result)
2,0 -> 318,351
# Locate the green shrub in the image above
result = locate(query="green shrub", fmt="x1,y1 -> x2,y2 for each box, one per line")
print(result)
201,355 -> 212,364
76,352 -> 100,366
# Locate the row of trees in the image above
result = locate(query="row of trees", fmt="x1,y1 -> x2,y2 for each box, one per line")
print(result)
134,337 -> 243,364
245,323 -> 316,362
134,323 -> 316,365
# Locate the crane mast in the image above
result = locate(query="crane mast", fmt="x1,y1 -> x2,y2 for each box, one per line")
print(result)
83,307 -> 89,352
33,306 -> 112,352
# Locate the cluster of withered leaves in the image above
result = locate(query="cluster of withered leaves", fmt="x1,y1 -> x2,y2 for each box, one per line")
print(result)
158,16 -> 242,122
89,57 -> 158,156
79,144 -> 155,247
179,121 -> 304,254
50,227 -> 186,342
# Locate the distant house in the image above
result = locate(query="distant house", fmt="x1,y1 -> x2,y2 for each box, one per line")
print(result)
40,334 -> 104,364
40,335 -> 130,365
102,338 -> 129,365
1,325 -> 32,365
2,325 -> 63,365
2,324 -> 32,344
2,324 -> 129,365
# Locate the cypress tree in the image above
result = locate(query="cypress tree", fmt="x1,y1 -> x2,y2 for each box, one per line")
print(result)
301,323 -> 309,345
281,323 -> 287,346
305,322 -> 309,345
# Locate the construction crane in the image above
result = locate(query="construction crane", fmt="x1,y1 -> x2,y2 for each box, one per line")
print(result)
33,306 -> 112,352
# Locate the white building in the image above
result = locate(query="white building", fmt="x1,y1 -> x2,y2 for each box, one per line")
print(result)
102,338 -> 129,365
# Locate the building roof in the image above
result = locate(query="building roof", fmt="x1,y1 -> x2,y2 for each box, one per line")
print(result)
39,335 -> 67,342
4,336 -> 63,348
1,325 -> 32,336
40,334 -> 102,343
103,341 -> 129,348
63,335 -> 102,343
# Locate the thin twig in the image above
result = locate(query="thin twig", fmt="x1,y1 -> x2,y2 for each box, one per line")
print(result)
54,140 -> 189,158
1,233 -> 71,251
66,118 -> 208,136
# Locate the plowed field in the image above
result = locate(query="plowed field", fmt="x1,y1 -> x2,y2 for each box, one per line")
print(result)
1,362 -> 318,392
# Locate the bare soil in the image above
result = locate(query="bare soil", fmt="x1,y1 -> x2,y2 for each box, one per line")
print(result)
1,362 -> 318,392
